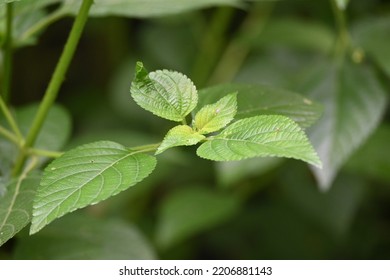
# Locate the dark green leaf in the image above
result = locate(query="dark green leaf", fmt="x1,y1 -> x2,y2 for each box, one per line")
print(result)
30,141 -> 157,234
16,213 -> 156,259
156,187 -> 239,249
0,175 -> 40,247
61,0 -> 242,18
198,84 -> 322,129
353,17 -> 390,77
301,62 -> 387,189
197,115 -> 321,167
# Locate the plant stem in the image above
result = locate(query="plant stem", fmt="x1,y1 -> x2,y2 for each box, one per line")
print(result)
27,148 -> 63,158
191,7 -> 235,87
1,2 -> 14,103
12,0 -> 94,176
330,0 -> 350,60
0,96 -> 23,140
131,143 -> 161,153
208,2 -> 273,85
0,125 -> 19,144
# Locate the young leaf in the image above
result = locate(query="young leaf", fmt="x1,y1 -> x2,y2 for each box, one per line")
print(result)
30,141 -> 157,234
194,92 -> 237,134
197,115 -> 321,167
156,125 -> 205,155
0,175 -> 40,247
16,213 -> 156,259
130,62 -> 198,122
197,84 -> 322,128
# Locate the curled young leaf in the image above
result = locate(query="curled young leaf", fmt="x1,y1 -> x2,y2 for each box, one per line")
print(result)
130,62 -> 198,122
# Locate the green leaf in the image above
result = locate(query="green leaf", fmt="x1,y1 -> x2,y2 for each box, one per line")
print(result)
61,0 -> 242,18
353,17 -> 390,77
15,213 -> 156,259
0,175 -> 40,247
301,62 -> 387,189
130,62 -> 198,122
156,125 -> 205,155
194,93 -> 237,134
198,84 -> 322,129
156,186 -> 239,249
30,141 -> 157,234
254,18 -> 335,53
197,115 -> 321,167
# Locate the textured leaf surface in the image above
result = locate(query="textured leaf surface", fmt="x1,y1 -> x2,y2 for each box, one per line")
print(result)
30,141 -> 157,234
131,62 -> 198,122
156,125 -> 205,155
353,17 -> 390,77
16,213 -> 156,259
198,84 -> 322,128
0,175 -> 39,247
61,0 -> 242,18
197,116 -> 321,167
156,187 -> 239,249
194,93 -> 237,134
301,62 -> 387,189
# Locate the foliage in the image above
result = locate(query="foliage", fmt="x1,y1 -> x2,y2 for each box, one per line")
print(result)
0,0 -> 389,260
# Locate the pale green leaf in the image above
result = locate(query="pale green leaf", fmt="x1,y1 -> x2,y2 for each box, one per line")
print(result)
130,62 -> 198,122
156,125 -> 205,155
61,0 -> 242,18
197,115 -> 321,167
194,93 -> 237,134
156,187 -> 239,249
16,213 -> 156,259
353,17 -> 390,77
30,141 -> 157,234
0,175 -> 40,247
198,84 -> 322,129
301,62 -> 387,189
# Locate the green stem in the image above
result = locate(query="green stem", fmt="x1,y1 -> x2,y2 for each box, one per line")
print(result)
12,0 -> 94,176
0,96 -> 23,139
208,3 -> 273,85
131,143 -> 161,153
19,9 -> 68,43
191,7 -> 235,87
0,125 -> 19,144
330,0 -> 350,60
1,2 -> 14,103
27,148 -> 63,158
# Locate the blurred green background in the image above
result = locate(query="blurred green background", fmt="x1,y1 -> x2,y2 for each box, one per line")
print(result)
1,0 -> 390,259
